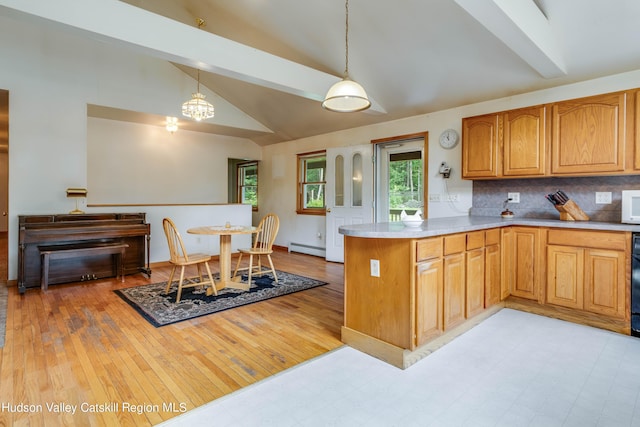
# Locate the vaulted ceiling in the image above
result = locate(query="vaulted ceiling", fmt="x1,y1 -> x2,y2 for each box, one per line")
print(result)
2,0 -> 640,146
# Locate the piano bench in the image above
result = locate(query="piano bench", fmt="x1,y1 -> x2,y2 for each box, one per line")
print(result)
39,242 -> 129,290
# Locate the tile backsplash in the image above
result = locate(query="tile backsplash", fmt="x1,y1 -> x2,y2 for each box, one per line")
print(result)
470,175 -> 640,223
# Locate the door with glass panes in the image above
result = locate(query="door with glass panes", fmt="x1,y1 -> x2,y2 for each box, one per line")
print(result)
325,145 -> 373,263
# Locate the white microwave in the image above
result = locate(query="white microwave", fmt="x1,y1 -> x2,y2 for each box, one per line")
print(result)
621,190 -> 640,224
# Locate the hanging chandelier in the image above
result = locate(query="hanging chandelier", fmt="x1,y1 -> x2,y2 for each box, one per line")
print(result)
322,0 -> 371,113
182,19 -> 215,121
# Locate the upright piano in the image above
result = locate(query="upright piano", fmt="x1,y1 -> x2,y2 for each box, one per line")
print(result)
18,213 -> 151,293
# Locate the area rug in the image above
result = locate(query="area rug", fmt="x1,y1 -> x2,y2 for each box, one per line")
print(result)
114,271 -> 327,327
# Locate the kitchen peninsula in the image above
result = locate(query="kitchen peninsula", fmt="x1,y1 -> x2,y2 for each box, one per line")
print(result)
339,216 -> 640,369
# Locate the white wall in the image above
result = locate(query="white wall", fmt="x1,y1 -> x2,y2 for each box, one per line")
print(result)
259,70 -> 640,250
0,14 -> 262,280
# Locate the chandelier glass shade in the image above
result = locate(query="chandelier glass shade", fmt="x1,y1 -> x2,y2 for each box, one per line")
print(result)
182,91 -> 214,121
322,0 -> 370,113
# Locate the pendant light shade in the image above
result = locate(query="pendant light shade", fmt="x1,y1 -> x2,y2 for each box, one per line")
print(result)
322,78 -> 370,112
322,0 -> 370,113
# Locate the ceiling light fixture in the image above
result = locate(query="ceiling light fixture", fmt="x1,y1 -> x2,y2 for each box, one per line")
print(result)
322,0 -> 370,113
182,18 -> 215,122
166,116 -> 178,134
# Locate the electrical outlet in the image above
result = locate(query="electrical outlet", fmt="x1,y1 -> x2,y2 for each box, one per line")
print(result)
508,192 -> 520,203
445,194 -> 459,202
595,192 -> 612,204
370,259 -> 380,277
429,194 -> 441,202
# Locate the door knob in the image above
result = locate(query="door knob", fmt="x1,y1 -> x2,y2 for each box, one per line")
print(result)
326,208 -> 331,213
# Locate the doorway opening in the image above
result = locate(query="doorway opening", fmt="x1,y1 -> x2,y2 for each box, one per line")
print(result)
373,133 -> 428,223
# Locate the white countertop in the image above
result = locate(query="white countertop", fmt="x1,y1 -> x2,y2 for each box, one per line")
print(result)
338,215 -> 640,238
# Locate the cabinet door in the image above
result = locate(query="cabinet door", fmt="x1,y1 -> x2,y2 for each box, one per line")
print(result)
503,106 -> 547,176
484,243 -> 501,307
462,114 -> 500,178
511,227 -> 541,301
466,248 -> 485,318
584,249 -> 626,318
551,92 -> 626,174
546,245 -> 584,309
443,253 -> 466,330
501,228 -> 514,300
415,259 -> 443,346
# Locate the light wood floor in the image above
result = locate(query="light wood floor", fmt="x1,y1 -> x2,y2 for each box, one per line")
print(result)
0,250 -> 344,426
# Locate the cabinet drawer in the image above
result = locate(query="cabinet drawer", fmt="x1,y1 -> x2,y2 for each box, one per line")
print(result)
444,234 -> 466,255
547,229 -> 627,251
416,238 -> 443,261
466,231 -> 485,250
485,228 -> 500,246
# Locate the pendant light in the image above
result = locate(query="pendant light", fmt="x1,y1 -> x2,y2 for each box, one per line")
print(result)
182,19 -> 215,121
322,0 -> 371,113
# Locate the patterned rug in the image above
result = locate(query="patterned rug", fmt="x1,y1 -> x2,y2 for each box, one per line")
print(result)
114,271 -> 327,327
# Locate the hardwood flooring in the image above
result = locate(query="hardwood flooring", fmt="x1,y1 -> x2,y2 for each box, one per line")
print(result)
0,250 -> 344,426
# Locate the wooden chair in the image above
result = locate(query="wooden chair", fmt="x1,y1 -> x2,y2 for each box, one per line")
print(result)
233,213 -> 280,285
162,218 -> 217,303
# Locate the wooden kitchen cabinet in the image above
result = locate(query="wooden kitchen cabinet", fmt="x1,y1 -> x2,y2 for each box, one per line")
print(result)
547,245 -> 584,309
503,106 -> 547,176
510,227 -> 542,301
551,91 -> 626,174
415,258 -> 443,346
584,249 -> 626,318
466,231 -> 485,318
546,229 -> 628,319
462,106 -> 546,179
462,113 -> 500,178
484,228 -> 502,307
443,249 -> 466,330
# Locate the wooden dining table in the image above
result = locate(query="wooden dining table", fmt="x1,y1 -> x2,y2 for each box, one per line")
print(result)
187,225 -> 257,292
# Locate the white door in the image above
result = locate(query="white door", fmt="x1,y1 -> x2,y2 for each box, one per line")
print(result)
325,144 -> 373,263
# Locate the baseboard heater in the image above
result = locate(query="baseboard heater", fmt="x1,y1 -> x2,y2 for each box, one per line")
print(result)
288,242 -> 326,258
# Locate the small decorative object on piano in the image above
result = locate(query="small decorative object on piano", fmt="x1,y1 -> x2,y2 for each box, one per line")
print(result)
545,190 -> 589,221
66,187 -> 87,214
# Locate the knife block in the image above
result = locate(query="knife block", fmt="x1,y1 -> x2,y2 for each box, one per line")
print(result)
554,199 -> 589,221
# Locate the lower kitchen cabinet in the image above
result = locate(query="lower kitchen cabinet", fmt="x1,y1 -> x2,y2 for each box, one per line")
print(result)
511,227 -> 542,301
546,229 -> 628,319
416,258 -> 443,346
444,252 -> 466,330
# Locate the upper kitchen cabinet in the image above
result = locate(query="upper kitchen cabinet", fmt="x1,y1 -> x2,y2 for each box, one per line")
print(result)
462,113 -> 500,178
551,92 -> 626,174
462,106 -> 546,179
461,89 -> 637,180
503,106 -> 547,177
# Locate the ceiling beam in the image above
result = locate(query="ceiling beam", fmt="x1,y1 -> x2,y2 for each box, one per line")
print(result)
454,0 -> 566,78
0,0 -> 386,113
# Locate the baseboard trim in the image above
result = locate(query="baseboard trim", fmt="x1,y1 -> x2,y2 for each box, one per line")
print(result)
342,304 -> 504,369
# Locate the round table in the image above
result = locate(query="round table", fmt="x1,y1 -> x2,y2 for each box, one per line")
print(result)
187,225 -> 257,291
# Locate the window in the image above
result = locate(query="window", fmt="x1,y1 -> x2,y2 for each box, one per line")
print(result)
237,161 -> 258,211
297,151 -> 326,215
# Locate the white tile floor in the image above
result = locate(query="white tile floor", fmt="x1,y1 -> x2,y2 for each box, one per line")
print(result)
158,309 -> 640,427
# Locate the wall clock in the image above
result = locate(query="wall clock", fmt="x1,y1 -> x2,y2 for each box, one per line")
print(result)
439,129 -> 459,149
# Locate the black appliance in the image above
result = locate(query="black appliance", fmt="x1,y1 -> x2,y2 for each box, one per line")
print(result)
632,234 -> 640,337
